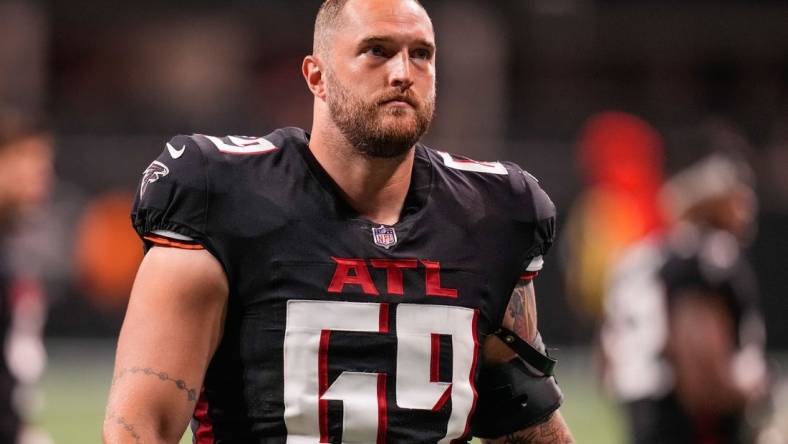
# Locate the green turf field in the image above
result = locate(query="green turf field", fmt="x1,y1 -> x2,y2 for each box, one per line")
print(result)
37,340 -> 625,444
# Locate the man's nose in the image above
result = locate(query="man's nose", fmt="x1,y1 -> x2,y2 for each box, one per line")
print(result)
389,51 -> 414,91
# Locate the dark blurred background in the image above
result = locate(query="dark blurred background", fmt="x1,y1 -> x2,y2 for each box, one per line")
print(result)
2,0 -> 788,441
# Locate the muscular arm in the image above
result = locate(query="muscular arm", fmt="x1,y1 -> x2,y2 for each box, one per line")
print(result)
103,247 -> 229,443
480,281 -> 575,444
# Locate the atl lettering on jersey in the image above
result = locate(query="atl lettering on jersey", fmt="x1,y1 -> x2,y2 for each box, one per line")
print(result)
132,127 -> 556,443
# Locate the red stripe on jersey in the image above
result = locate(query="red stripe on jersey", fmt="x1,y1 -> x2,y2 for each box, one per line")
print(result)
193,388 -> 215,444
453,310 -> 480,443
144,234 -> 204,250
318,330 -> 331,443
378,305 -> 390,443
379,303 -> 390,333
452,158 -> 498,167
432,385 -> 452,412
377,374 -> 388,444
519,271 -> 539,281
430,334 -> 441,382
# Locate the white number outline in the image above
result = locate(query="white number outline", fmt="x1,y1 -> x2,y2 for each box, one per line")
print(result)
283,300 -> 479,444
438,151 -> 508,175
203,135 -> 278,155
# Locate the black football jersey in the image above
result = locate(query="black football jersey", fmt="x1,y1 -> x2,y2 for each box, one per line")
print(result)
659,224 -> 761,349
131,127 -> 556,444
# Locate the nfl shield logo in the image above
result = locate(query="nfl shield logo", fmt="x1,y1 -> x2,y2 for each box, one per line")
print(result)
372,225 -> 398,249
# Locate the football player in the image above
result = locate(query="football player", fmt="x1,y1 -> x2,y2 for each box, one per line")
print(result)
0,109 -> 54,444
103,1 -> 575,443
601,154 -> 768,444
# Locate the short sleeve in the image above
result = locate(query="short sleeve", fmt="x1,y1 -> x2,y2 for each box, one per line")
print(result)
131,135 -> 209,251
507,165 -> 556,281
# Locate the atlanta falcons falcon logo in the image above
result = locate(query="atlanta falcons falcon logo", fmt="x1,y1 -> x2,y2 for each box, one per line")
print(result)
140,161 -> 170,197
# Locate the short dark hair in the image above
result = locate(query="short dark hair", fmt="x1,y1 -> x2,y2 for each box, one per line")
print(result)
313,0 -> 352,56
313,0 -> 425,56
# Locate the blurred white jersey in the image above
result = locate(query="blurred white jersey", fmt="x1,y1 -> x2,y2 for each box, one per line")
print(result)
600,236 -> 673,402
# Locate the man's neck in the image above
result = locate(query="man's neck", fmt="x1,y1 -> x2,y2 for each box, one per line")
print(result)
309,125 -> 415,226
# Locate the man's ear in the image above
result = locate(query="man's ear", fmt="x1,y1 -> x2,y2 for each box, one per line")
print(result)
302,55 -> 327,99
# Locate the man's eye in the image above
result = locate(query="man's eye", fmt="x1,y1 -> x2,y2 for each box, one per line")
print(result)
412,49 -> 432,60
369,46 -> 387,57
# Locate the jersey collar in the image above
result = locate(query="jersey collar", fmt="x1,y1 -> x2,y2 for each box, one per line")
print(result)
294,128 -> 433,227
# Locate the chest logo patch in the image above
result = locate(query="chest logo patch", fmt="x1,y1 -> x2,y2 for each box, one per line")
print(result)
372,225 -> 398,249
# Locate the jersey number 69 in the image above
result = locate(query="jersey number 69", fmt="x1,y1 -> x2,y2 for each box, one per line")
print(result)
283,300 -> 478,443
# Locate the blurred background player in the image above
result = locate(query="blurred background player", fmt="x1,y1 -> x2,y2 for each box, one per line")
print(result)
0,108 -> 54,444
601,153 -> 768,444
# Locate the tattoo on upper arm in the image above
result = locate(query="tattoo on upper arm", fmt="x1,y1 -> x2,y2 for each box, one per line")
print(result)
114,366 -> 198,401
105,412 -> 141,444
505,281 -> 538,343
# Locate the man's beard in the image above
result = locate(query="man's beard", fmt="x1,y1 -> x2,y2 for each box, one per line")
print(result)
325,72 -> 435,159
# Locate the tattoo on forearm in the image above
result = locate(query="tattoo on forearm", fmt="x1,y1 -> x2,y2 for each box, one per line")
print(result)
509,285 -> 526,332
105,412 -> 141,443
507,282 -> 537,342
114,366 -> 198,401
501,416 -> 575,444
503,433 -> 535,444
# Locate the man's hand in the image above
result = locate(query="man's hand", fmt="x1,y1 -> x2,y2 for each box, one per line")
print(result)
480,280 -> 575,444
103,246 -> 229,443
